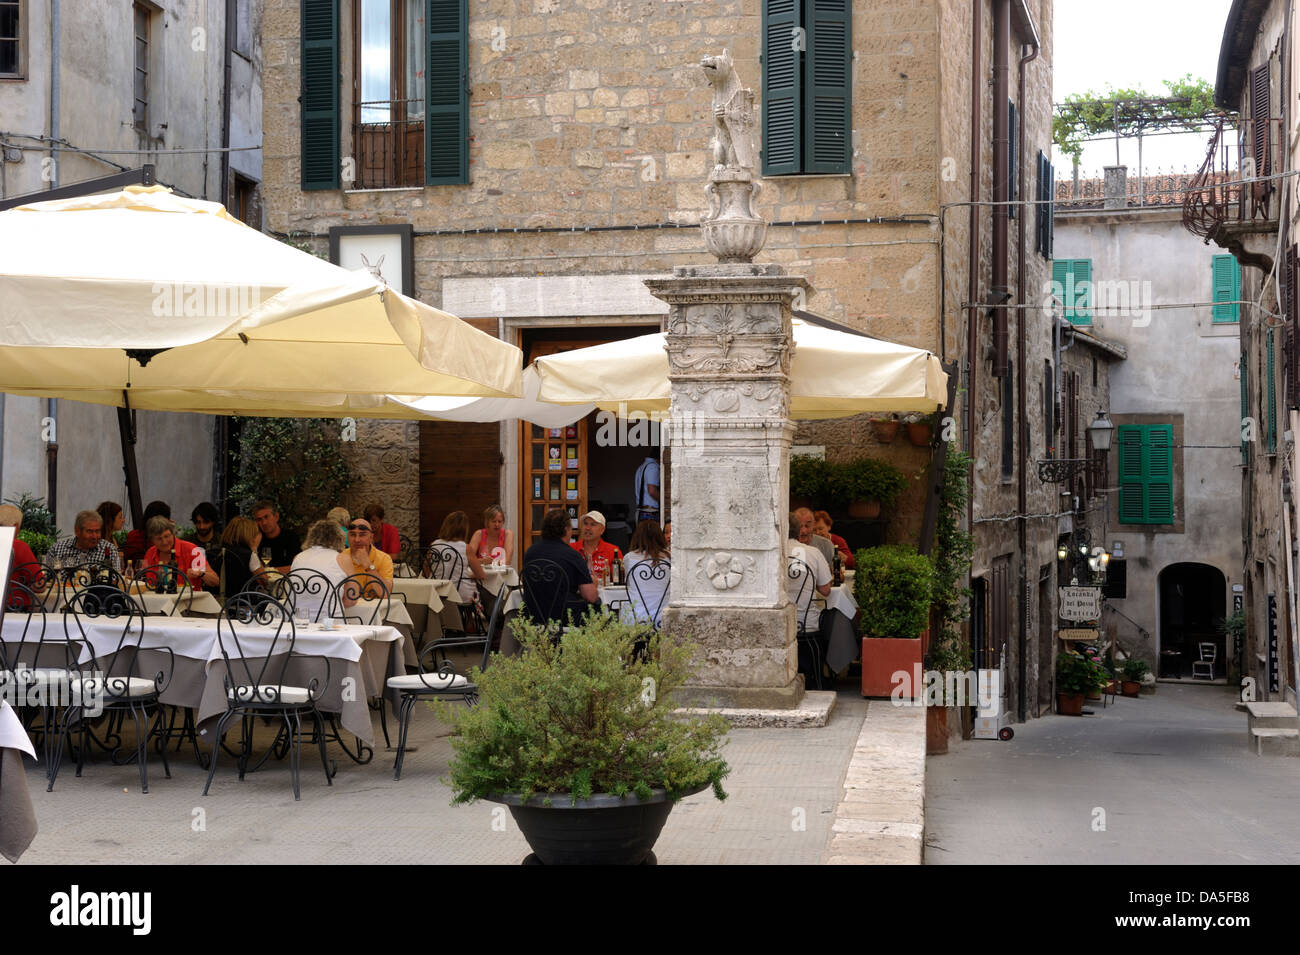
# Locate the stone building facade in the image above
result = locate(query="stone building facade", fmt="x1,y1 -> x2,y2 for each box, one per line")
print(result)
0,0 -> 264,529
262,0 -> 1090,725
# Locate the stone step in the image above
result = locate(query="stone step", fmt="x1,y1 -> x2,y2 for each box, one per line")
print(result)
1251,727 -> 1300,756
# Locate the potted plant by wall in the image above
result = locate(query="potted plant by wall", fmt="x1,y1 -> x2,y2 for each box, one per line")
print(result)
832,456 -> 907,520
436,612 -> 729,865
1055,650 -> 1095,715
855,544 -> 936,699
926,451 -> 975,754
870,414 -> 900,444
1120,657 -> 1149,697
789,454 -> 832,511
902,412 -> 934,447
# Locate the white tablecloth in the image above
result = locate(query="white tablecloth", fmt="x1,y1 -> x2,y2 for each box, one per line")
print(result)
0,700 -> 37,863
131,589 -> 224,616
482,566 -> 521,616
821,583 -> 861,674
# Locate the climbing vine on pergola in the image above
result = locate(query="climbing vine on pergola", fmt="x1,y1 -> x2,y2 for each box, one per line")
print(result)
1053,75 -> 1229,164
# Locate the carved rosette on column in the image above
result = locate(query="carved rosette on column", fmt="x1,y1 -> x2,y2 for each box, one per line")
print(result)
646,266 -> 810,709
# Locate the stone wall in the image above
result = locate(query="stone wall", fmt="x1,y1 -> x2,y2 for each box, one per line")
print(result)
338,419 -> 422,544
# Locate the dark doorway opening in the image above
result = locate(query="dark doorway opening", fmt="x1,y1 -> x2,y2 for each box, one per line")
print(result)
1158,563 -> 1227,679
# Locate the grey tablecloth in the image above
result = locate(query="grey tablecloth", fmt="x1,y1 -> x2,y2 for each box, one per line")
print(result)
0,701 -> 37,863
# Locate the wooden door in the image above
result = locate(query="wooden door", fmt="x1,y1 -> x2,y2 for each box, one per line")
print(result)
521,340 -> 593,548
419,420 -> 501,552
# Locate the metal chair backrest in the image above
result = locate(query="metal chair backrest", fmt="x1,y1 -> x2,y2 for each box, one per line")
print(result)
62,563 -> 127,595
520,558 -> 570,625
479,581 -> 520,672
786,557 -> 815,635
279,568 -> 343,622
217,592 -> 298,699
130,566 -> 195,616
336,572 -> 391,626
395,536 -> 420,577
1199,641 -> 1217,663
9,561 -> 49,599
1,578 -> 52,683
63,584 -> 158,693
426,543 -> 466,588
626,557 -> 670,629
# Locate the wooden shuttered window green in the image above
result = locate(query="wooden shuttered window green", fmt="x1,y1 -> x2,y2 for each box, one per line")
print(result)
762,0 -> 850,175
1211,254 -> 1241,323
426,0 -> 468,185
301,0 -> 340,191
1036,151 -> 1054,257
1051,258 -> 1092,325
1117,424 -> 1174,525
1266,328 -> 1277,452
1240,351 -> 1250,466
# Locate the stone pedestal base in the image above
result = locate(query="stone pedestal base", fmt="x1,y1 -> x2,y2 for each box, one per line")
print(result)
664,604 -> 803,709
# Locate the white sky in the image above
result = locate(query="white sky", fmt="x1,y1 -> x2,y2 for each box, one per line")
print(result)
1054,0 -> 1235,175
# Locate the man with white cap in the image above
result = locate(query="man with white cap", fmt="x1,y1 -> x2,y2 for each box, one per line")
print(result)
570,510 -> 623,582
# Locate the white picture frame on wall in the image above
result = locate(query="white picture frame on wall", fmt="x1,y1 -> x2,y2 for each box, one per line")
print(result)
328,224 -> 414,297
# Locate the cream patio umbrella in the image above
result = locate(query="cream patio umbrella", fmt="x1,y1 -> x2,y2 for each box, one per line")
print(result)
0,186 -> 522,411
532,318 -> 948,419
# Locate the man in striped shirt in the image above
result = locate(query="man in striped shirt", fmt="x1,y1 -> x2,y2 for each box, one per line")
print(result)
42,510 -> 121,573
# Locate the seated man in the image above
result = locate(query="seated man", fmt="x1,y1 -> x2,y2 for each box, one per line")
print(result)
793,507 -> 836,567
42,510 -> 122,573
252,500 -> 302,575
523,507 -> 599,627
337,518 -> 394,593
570,510 -> 623,582
787,514 -> 833,685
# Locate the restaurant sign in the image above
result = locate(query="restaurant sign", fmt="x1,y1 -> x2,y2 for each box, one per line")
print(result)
1059,586 -> 1102,622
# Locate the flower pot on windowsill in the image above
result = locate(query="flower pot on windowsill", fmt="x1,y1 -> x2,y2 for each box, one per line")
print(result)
846,499 -> 881,520
871,419 -> 900,443
861,630 -> 928,699
1057,692 -> 1085,716
906,422 -> 933,447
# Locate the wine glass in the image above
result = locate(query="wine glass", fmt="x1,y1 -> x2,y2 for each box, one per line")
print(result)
259,546 -> 272,568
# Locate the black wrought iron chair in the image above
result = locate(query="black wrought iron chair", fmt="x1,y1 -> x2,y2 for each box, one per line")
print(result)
335,572 -> 391,625
787,557 -> 825,691
386,581 -> 514,780
202,592 -> 334,801
394,535 -> 420,577
61,563 -> 127,596
49,584 -> 174,794
426,543 -> 485,637
625,558 -> 670,630
274,568 -> 343,623
1,577 -> 60,766
519,558 -> 572,633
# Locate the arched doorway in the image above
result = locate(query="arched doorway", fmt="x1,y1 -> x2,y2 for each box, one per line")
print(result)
1157,563 -> 1227,679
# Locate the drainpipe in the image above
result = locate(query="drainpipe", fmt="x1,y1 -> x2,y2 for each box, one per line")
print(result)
965,0 -> 983,551
991,0 -> 1010,377
46,0 -> 59,524
220,0 -> 234,206
1015,13 -> 1040,723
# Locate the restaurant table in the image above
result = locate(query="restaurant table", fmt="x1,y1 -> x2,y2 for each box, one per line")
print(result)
391,577 -> 466,646
822,580 -> 861,675
480,565 -> 521,615
39,583 -> 223,616
0,699 -> 38,863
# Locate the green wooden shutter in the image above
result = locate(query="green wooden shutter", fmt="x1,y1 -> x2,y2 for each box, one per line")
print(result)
763,0 -> 802,175
1212,254 -> 1240,323
804,0 -> 850,174
426,0 -> 468,185
1240,351 -> 1250,466
300,0 -> 340,191
1267,329 -> 1277,452
1052,259 -> 1092,325
1118,424 -> 1174,524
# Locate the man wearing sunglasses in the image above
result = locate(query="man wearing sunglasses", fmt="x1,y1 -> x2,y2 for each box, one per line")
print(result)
338,518 -> 394,590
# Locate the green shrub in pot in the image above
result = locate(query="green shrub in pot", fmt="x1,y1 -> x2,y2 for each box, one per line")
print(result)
830,456 -> 907,511
789,454 -> 833,505
853,545 -> 935,639
1056,650 -> 1098,695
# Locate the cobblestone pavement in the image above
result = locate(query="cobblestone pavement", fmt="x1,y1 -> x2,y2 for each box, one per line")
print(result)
925,683 -> 1300,864
10,691 -> 869,865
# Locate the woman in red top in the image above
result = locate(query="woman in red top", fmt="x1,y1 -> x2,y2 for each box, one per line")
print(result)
142,516 -> 219,590
813,511 -> 855,569
363,503 -> 402,557
467,504 -> 514,576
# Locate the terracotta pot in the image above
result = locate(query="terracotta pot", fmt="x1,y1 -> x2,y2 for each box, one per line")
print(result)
1057,692 -> 1085,716
1121,681 -> 1141,697
1085,690 -> 1102,701
926,705 -> 949,755
861,634 -> 925,699
847,499 -> 881,520
871,420 -> 900,443
1105,680 -> 1118,695
906,422 -> 933,447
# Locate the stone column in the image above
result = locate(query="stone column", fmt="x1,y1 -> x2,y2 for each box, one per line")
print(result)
646,265 -> 810,708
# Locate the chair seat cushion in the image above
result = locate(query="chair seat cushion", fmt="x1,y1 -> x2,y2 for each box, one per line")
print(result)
227,684 -> 312,705
387,672 -> 470,692
76,676 -> 158,698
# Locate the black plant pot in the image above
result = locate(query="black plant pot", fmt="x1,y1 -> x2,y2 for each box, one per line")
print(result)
490,789 -> 680,865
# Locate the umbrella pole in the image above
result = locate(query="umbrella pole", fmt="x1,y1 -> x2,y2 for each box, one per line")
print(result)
117,392 -> 144,529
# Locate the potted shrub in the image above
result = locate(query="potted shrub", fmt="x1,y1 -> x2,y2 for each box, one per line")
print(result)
855,545 -> 935,699
870,415 -> 900,444
436,612 -> 729,865
1120,658 -> 1149,697
789,454 -> 832,510
903,412 -> 934,447
1055,651 -> 1095,715
926,451 -> 974,754
831,456 -> 906,520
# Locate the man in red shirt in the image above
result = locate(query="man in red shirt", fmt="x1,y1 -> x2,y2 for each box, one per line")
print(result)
570,511 -> 622,583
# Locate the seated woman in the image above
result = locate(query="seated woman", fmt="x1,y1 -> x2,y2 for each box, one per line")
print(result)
288,519 -> 356,619
211,516 -> 260,598
142,516 -> 219,591
622,520 -> 671,627
363,503 -> 402,557
468,504 -> 513,572
429,510 -> 478,604
123,500 -> 170,563
96,500 -> 126,570
813,511 -> 855,569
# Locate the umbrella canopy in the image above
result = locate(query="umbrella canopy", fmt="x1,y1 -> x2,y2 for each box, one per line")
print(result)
533,319 -> 948,419
388,367 -> 594,427
0,186 -> 522,413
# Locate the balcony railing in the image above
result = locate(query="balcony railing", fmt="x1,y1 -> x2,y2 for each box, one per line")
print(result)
1183,115 -> 1281,240
352,98 -> 425,190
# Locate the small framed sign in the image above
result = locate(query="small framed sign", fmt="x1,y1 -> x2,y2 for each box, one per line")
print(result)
328,224 -> 414,296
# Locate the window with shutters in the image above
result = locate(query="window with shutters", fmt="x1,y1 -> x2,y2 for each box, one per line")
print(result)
0,0 -> 24,79
1051,259 -> 1091,325
761,0 -> 851,176
1266,327 -> 1277,453
1117,424 -> 1174,525
1240,350 -> 1250,466
1035,151 -> 1054,258
1211,254 -> 1241,323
